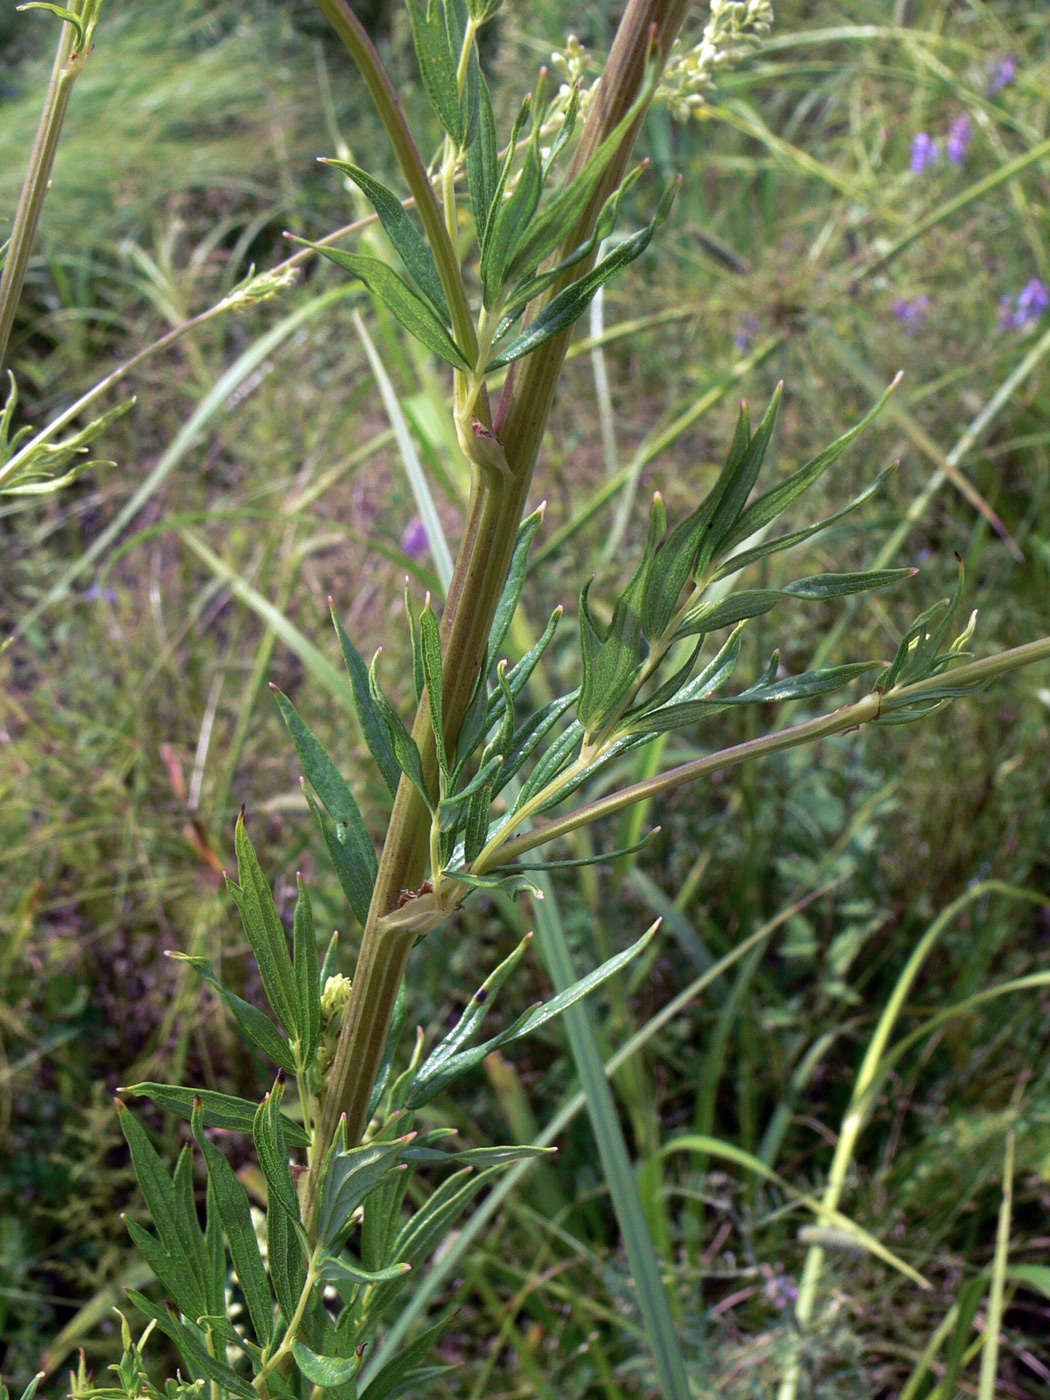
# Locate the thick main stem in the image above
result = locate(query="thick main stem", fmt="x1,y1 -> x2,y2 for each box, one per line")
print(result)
308,0 -> 693,1198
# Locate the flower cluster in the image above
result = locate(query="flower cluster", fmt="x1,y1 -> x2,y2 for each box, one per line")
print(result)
912,114 -> 971,174
998,279 -> 1049,332
655,0 -> 774,123
987,55 -> 1016,95
893,294 -> 930,331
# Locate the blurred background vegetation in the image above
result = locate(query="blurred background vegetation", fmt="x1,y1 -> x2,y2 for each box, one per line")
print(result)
2,0 -> 1050,1394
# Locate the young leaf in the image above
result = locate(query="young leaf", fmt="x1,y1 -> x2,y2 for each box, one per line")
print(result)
466,69 -> 499,241
332,607 -> 400,797
296,242 -> 470,371
293,875 -> 321,1065
117,1103 -> 208,1322
320,160 -> 449,319
480,118 -> 544,306
404,0 -> 465,144
486,179 -> 680,371
369,653 -> 435,811
292,1341 -> 364,1388
317,1137 -> 407,1251
190,1098 -> 274,1349
228,813 -> 299,1039
171,953 -> 297,1073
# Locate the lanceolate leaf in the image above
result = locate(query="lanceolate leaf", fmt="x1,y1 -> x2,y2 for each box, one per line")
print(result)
358,1316 -> 453,1400
317,1137 -> 407,1250
321,160 -> 449,319
303,782 -> 375,929
169,953 -> 297,1074
273,688 -> 377,926
404,0 -> 467,144
300,243 -> 470,370
419,600 -> 450,782
190,1099 -> 274,1349
332,608 -> 400,798
125,1291 -> 255,1400
293,875 -> 321,1065
487,505 -> 545,666
486,179 -> 680,372
466,70 -> 499,241
229,814 -> 299,1039
369,654 -> 435,811
253,1078 -> 305,1233
121,1082 -> 310,1147
716,376 -> 900,556
117,1103 -> 208,1322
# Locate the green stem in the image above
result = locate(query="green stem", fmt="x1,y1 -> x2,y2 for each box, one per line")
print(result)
0,7 -> 87,373
487,636 -> 1050,868
253,1253 -> 321,1390
312,0 -> 484,406
305,0 -> 694,1209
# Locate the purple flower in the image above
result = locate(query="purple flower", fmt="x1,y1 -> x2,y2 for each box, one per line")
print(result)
735,312 -> 759,351
999,280 -> 1049,332
401,517 -> 430,559
947,115 -> 971,165
893,295 -> 930,327
911,132 -> 939,174
82,583 -> 119,604
987,55 -> 1015,95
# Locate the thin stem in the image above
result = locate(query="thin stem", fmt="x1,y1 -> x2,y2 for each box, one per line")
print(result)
0,9 -> 85,373
253,1252 -> 321,1390
313,0 -> 486,416
488,637 -> 1050,867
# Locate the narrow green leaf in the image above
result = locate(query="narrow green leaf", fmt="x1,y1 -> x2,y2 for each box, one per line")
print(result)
124,1291 -> 255,1400
15,3 -> 84,46
316,1254 -> 410,1286
369,653 -> 434,811
268,1195 -> 306,1327
405,578 -> 425,704
292,1341 -> 363,1388
487,505 -> 546,667
298,243 -> 470,370
253,1078 -> 304,1233
122,1218 -> 202,1324
362,1168 -> 411,1276
120,1084 -> 309,1149
317,1137 -> 407,1250
404,0 -> 464,142
273,688 -> 377,898
190,1099 -> 274,1349
499,690 -> 578,789
481,122 -> 543,306
486,180 -> 680,372
719,376 -> 901,555
321,160 -> 449,319
366,983 -> 409,1122
229,814 -> 298,1039
782,568 -> 916,601
419,599 -> 450,782
116,1102 -> 208,1321
203,1179 -> 226,1318
466,70 -> 499,240
332,607 -> 401,798
171,953 -> 297,1074
292,875 -> 322,1065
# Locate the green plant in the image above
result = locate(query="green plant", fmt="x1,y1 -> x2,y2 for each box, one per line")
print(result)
5,0 -> 1050,1396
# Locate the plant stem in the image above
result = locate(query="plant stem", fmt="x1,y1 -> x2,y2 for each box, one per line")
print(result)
0,6 -> 88,374
306,0 -> 694,1206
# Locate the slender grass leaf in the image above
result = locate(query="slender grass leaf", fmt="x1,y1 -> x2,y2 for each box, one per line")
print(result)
332,608 -> 400,798
293,875 -> 321,1065
321,160 -> 449,319
116,1102 -> 208,1320
273,688 -> 377,897
124,1291 -> 255,1399
229,814 -> 298,1038
190,1099 -> 273,1348
171,953 -> 297,1074
358,1317 -> 453,1400
298,243 -> 470,370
